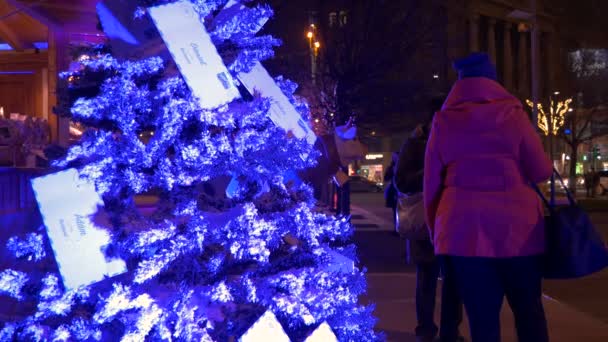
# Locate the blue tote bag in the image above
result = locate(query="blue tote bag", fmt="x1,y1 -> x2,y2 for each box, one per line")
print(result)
533,170 -> 608,279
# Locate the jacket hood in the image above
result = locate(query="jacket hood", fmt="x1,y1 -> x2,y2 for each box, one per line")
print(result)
438,77 -> 523,131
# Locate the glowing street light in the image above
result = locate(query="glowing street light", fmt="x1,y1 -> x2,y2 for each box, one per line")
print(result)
305,23 -> 320,84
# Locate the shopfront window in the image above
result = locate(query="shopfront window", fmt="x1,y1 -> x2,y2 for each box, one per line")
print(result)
359,164 -> 383,183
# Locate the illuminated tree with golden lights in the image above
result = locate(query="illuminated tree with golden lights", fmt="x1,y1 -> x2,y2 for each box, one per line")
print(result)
526,97 -> 573,136
526,96 -> 572,195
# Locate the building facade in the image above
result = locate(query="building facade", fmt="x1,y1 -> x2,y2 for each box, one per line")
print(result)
266,1 -> 608,180
462,0 -> 566,100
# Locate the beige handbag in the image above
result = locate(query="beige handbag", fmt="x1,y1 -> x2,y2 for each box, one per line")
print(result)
395,192 -> 429,240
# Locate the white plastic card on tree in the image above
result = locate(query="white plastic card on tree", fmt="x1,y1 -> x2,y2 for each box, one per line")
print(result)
30,168 -> 127,289
212,1 -> 315,147
237,62 -> 317,147
148,1 -> 241,109
304,322 -> 338,342
217,0 -> 315,146
323,247 -> 355,274
239,310 -> 291,342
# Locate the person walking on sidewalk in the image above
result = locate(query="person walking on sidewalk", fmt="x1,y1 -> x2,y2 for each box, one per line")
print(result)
395,99 -> 464,342
423,52 -> 553,342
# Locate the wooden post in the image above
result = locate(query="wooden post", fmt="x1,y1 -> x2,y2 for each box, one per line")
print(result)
48,30 -> 70,146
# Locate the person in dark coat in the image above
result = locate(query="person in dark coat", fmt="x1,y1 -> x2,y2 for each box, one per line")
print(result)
384,152 -> 399,231
395,100 -> 463,342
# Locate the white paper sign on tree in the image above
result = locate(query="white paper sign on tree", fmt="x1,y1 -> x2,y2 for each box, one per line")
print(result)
238,310 -> 291,342
323,247 -> 355,274
148,0 -> 241,109
237,62 -> 317,147
304,322 -> 338,342
214,0 -> 316,147
30,169 -> 127,289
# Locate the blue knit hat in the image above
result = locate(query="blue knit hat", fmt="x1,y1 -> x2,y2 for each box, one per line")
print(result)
453,52 -> 497,81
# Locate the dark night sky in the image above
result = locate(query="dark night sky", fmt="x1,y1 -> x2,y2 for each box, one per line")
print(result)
558,0 -> 608,48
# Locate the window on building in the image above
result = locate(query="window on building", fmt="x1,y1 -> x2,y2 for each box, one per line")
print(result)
339,10 -> 348,26
329,12 -> 337,27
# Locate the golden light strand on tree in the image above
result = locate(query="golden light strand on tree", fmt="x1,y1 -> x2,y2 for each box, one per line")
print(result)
526,98 -> 572,135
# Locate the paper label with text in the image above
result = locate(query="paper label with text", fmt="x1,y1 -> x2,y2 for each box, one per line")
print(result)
31,169 -> 126,289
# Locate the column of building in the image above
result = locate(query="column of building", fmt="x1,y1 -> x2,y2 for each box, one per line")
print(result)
487,18 -> 497,64
468,13 -> 516,91
503,22 -> 514,90
546,32 -> 556,94
518,27 -> 530,96
469,13 -> 480,53
467,12 -> 555,101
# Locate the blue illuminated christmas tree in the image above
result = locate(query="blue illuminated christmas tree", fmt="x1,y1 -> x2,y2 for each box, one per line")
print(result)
0,1 -> 379,340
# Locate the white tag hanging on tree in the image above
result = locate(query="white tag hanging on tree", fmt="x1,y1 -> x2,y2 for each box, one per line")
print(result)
237,62 -> 317,147
148,1 -> 241,109
304,322 -> 338,342
239,310 -> 291,342
213,1 -> 315,147
30,169 -> 127,289
322,247 -> 355,274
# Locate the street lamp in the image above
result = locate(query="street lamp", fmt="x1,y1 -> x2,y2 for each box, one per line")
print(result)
305,23 -> 320,84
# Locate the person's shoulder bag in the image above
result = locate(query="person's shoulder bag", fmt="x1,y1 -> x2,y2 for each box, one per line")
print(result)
533,169 -> 608,279
395,192 -> 429,240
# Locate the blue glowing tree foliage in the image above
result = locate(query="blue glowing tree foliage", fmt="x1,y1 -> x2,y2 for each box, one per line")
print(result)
0,1 -> 379,340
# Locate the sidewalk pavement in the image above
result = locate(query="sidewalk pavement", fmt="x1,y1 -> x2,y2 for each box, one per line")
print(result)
351,204 -> 608,342
362,273 -> 608,342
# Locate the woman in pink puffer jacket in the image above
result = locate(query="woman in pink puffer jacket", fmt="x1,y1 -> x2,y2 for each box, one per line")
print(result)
424,52 -> 552,342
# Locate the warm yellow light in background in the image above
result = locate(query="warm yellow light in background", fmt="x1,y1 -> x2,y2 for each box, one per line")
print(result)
314,41 -> 320,49
526,98 -> 573,136
307,31 -> 313,39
